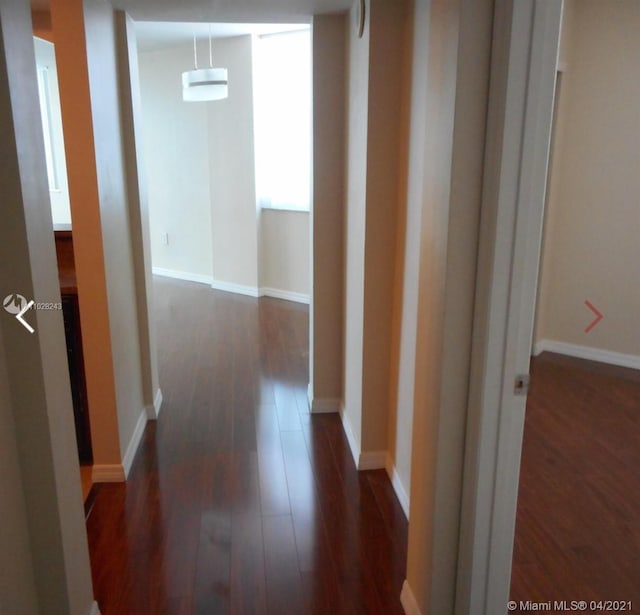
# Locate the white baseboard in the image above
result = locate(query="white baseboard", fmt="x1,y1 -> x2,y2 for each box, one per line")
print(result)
146,387 -> 163,419
154,387 -> 163,416
359,450 -> 386,470
88,600 -> 101,615
386,454 -> 410,518
400,580 -> 422,615
211,279 -> 259,297
340,404 -> 360,470
95,405 -> 148,481
259,287 -> 310,304
123,409 -> 148,479
92,464 -> 125,483
152,267 -> 213,286
310,396 -> 341,414
338,404 -> 387,470
534,339 -> 640,370
307,384 -> 341,414
153,270 -> 308,304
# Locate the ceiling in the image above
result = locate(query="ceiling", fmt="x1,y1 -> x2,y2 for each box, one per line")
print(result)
31,0 -> 351,51
135,21 -> 309,52
111,0 -> 351,23
30,0 -> 352,23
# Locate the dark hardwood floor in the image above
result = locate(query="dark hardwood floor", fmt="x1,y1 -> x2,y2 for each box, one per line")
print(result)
86,277 -> 408,614
511,352 -> 640,607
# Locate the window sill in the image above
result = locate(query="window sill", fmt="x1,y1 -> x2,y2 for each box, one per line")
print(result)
260,204 -> 310,213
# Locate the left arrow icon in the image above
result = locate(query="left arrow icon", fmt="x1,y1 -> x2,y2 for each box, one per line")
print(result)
16,300 -> 35,333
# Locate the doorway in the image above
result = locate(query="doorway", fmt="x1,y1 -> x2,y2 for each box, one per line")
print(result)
510,0 -> 640,605
33,34 -> 95,502
135,22 -> 312,307
458,1 -> 640,613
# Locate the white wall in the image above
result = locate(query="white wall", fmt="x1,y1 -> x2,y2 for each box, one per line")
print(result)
259,209 -> 310,299
309,13 -> 346,409
117,12 -> 161,418
343,0 -> 370,453
208,35 -> 258,290
138,36 -> 310,299
33,36 -> 71,226
343,0 -> 408,471
0,325 -> 39,615
361,0 -> 407,456
84,0 -> 147,459
339,4 -> 494,611
388,0 -> 420,513
1,1 -> 95,610
535,0 -> 640,361
138,43 -> 213,280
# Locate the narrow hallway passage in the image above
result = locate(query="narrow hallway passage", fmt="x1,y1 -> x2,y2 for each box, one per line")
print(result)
86,277 -> 407,614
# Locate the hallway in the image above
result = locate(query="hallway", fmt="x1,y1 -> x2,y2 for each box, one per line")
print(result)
86,277 -> 407,614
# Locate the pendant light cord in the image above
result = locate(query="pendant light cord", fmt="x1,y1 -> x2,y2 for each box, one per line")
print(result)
209,24 -> 213,68
192,29 -> 198,69
191,24 -> 213,70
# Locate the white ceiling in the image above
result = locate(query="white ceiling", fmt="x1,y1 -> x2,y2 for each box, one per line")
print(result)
135,22 -> 310,52
136,21 -> 308,51
111,0 -> 352,24
31,0 -> 351,52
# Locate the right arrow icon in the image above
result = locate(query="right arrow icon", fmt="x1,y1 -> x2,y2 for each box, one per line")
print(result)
584,300 -> 603,333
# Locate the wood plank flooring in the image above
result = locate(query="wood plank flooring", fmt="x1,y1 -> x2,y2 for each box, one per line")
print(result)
86,277 -> 408,614
511,352 -> 640,606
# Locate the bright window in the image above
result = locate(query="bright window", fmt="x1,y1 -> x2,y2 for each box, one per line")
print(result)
252,29 -> 312,211
36,65 -> 60,192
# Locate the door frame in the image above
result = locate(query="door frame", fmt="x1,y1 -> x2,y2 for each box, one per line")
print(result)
455,1 -> 563,613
